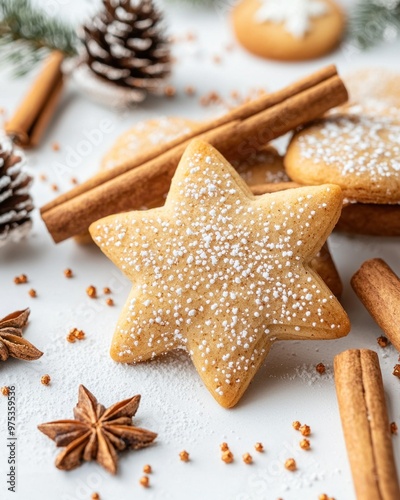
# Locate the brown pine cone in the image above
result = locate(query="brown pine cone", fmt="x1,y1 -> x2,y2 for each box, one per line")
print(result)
0,135 -> 33,247
72,0 -> 170,106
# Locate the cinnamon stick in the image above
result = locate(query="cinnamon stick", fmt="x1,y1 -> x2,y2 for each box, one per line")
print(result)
6,51 -> 64,148
41,66 -> 348,243
43,64 -> 338,211
334,349 -> 399,500
351,259 -> 400,352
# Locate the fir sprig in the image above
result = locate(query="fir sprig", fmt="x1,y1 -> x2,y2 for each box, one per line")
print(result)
0,0 -> 78,76
351,0 -> 400,49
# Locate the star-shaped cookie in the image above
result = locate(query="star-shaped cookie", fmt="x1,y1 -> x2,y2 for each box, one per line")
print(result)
90,140 -> 350,408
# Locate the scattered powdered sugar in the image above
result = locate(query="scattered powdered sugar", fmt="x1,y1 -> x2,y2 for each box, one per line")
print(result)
93,144 -> 345,404
269,362 -> 333,385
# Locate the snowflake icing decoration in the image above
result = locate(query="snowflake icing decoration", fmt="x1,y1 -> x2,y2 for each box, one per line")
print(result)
255,0 -> 329,38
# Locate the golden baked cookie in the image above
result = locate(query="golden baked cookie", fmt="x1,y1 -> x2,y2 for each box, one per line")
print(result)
285,114 -> 400,204
233,146 -> 289,185
336,203 -> 400,237
90,139 -> 350,408
101,117 -> 201,171
232,0 -> 345,61
337,68 -> 400,119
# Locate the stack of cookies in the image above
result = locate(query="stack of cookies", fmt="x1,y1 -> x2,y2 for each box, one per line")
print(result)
285,69 -> 400,236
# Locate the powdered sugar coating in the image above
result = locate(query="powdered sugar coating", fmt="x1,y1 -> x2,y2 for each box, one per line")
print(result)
91,140 -> 349,407
101,117 -> 199,171
287,114 -> 400,204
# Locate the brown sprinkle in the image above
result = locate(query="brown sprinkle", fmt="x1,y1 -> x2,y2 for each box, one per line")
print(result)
300,438 -> 311,450
316,362 -> 326,374
179,450 -> 190,462
242,453 -> 253,464
52,142 -> 60,151
377,335 -> 389,348
51,184 -> 58,192
185,86 -> 196,96
41,374 -> 51,386
220,442 -> 229,452
221,450 -> 234,463
393,364 -> 400,378
292,420 -> 301,430
254,442 -> 264,452
143,464 -> 152,474
213,55 -> 221,64
71,177 -> 78,185
164,86 -> 176,97
1,386 -> 10,396
67,328 -> 85,343
106,298 -> 114,306
64,268 -> 73,278
300,424 -> 311,436
390,422 -> 398,434
139,476 -> 149,488
284,458 -> 297,471
28,288 -> 37,298
14,274 -> 28,284
86,285 -> 97,298
103,287 -> 111,294
39,173 -> 47,181
91,494 -> 100,500
319,495 -> 335,500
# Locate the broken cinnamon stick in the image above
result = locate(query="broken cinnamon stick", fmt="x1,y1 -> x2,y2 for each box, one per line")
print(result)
334,349 -> 400,500
41,66 -> 348,243
6,51 -> 64,148
351,259 -> 400,352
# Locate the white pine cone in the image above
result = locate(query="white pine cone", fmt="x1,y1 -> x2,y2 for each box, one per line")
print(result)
0,135 -> 33,248
69,0 -> 171,107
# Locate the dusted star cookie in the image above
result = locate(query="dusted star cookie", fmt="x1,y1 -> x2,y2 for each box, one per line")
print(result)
232,0 -> 344,61
90,140 -> 350,408
285,115 -> 400,205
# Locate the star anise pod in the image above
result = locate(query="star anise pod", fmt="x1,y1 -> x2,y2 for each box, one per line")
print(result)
38,385 -> 157,474
0,308 -> 43,361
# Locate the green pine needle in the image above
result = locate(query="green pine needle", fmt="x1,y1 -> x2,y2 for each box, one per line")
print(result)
351,0 -> 400,49
0,0 -> 78,76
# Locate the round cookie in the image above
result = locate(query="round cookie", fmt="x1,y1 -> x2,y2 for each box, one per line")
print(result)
101,116 -> 201,171
232,0 -> 345,61
335,69 -> 400,119
233,146 -> 289,185
285,114 -> 400,205
336,203 -> 400,237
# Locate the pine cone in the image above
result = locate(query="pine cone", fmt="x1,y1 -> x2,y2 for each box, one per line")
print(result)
72,0 -> 170,107
0,135 -> 33,247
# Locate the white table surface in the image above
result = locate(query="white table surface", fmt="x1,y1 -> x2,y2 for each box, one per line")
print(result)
1,1 -> 400,499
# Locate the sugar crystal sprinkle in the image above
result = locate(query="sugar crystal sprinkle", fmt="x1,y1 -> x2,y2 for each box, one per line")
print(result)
284,458 -> 297,471
221,450 -> 234,463
296,115 -> 400,199
92,144 -> 347,404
